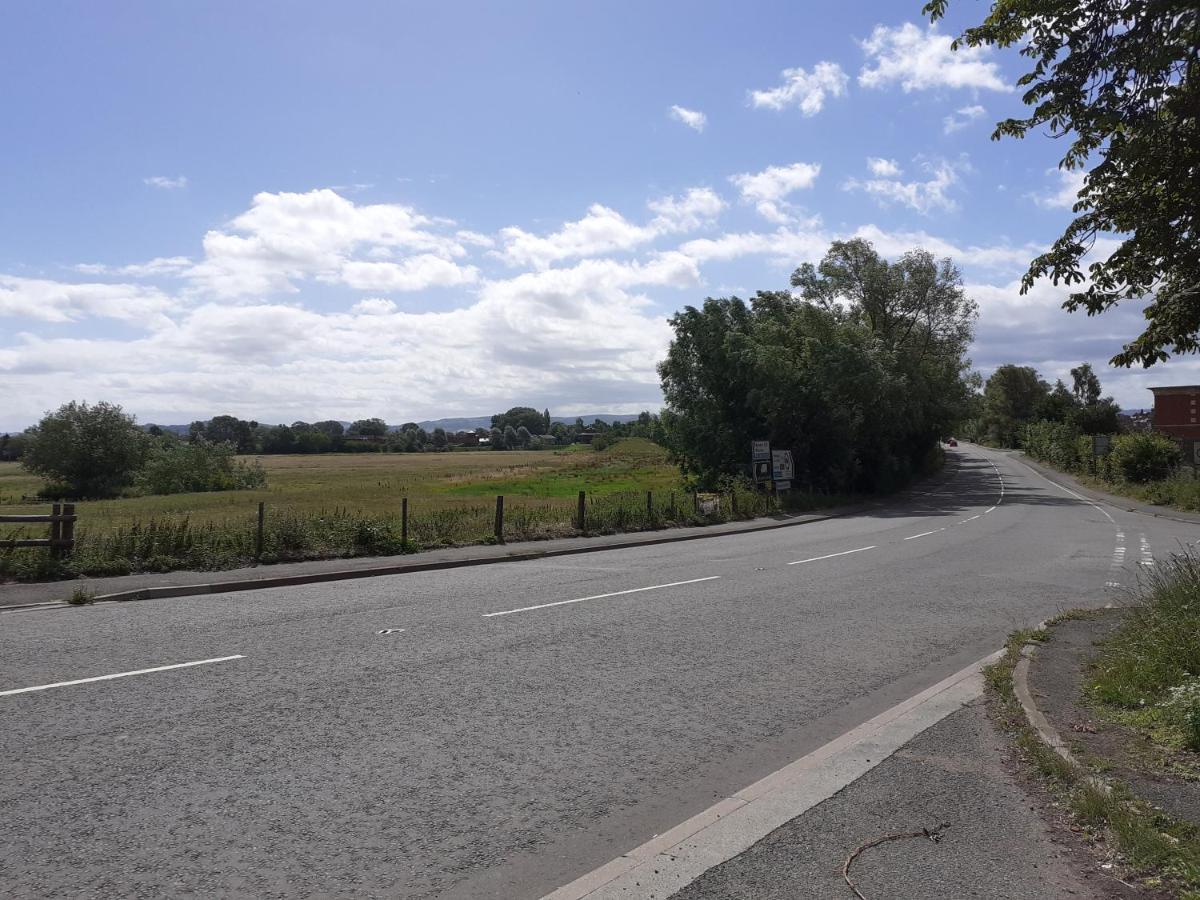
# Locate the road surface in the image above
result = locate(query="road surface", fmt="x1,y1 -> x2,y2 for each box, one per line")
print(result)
2,446 -> 1194,898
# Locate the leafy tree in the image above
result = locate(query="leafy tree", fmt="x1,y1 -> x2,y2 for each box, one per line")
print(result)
515,425 -> 533,448
261,425 -> 297,454
348,418 -> 388,437
492,407 -> 546,434
489,426 -> 505,450
1070,363 -> 1102,406
980,365 -> 1049,447
925,0 -> 1200,366
23,401 -> 149,497
190,415 -> 259,453
312,420 -> 345,439
431,427 -> 448,451
1037,380 -> 1078,424
543,408 -> 552,432
660,241 -> 977,491
503,424 -> 520,449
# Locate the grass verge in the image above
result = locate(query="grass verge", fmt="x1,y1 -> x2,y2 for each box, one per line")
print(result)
986,616 -> 1200,895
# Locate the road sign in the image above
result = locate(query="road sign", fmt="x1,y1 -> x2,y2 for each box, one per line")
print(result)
753,459 -> 772,482
1092,434 -> 1111,457
752,440 -> 771,461
771,449 -> 794,482
774,480 -> 791,491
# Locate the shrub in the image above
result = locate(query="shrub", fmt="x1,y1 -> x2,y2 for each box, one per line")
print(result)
1022,420 -> 1081,470
22,401 -> 148,498
137,439 -> 267,495
1105,432 -> 1181,483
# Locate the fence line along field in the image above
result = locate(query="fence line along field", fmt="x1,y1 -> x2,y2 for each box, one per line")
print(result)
0,439 -> 809,581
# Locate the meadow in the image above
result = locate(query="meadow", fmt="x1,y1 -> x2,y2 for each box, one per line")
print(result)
0,440 -> 802,580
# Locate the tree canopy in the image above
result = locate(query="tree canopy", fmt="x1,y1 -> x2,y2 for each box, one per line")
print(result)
925,0 -> 1199,367
23,401 -> 149,498
659,240 -> 978,492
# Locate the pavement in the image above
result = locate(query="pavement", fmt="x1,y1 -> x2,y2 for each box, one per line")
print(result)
3,444 -> 1197,898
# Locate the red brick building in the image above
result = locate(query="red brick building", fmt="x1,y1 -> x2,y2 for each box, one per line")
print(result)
1150,385 -> 1200,440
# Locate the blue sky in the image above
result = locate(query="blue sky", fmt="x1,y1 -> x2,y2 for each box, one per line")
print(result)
0,1 -> 1185,430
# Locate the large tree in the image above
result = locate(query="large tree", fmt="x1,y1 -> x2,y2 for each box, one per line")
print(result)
23,401 -> 149,497
660,241 -> 977,491
925,0 -> 1199,367
491,406 -> 547,435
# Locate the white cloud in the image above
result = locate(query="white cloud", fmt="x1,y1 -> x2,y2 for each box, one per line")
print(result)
729,162 -> 821,223
0,253 -> 692,428
144,175 -> 188,190
337,255 -> 479,291
351,298 -> 397,315
943,104 -> 986,134
843,157 -> 965,214
858,24 -> 1010,93
496,188 -> 723,269
1032,168 -> 1088,210
75,256 -> 192,278
184,188 -> 471,297
866,157 -> 901,177
0,275 -> 176,328
669,105 -> 707,132
749,62 -> 848,115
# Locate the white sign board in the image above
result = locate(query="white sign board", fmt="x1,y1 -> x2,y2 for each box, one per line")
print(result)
752,440 -> 771,461
774,480 -> 792,491
771,449 -> 794,482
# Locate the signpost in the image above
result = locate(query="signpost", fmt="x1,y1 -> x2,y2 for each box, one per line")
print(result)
771,449 -> 794,483
752,440 -> 771,461
1092,434 -> 1111,457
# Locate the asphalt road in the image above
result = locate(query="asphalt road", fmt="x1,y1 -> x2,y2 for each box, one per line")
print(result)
2,445 -> 1195,898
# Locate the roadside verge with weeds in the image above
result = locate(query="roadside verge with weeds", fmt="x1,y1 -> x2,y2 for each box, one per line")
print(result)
986,612 -> 1200,897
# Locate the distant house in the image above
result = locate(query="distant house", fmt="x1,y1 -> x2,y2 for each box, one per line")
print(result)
1150,386 -> 1200,440
575,431 -> 598,444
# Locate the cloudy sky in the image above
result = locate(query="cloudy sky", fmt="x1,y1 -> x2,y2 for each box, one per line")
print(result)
0,1 -> 1188,431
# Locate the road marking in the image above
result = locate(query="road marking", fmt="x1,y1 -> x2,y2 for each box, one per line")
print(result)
904,529 -> 944,541
542,650 -> 1000,900
961,514 -> 981,522
481,576 -> 721,618
787,545 -> 875,566
0,655 -> 245,698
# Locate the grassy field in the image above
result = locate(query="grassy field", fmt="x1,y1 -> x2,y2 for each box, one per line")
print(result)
0,439 -> 801,580
0,439 -> 682,530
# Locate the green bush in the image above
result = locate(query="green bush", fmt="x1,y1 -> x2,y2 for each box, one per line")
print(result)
1105,432 -> 1182,483
1022,420 -> 1081,470
137,439 -> 266,495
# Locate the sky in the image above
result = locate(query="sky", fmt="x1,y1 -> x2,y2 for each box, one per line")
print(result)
0,0 -> 1189,431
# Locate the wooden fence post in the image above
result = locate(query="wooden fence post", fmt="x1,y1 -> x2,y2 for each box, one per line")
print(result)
576,490 -> 586,532
256,501 -> 265,559
62,503 -> 75,557
731,491 -> 738,517
401,497 -> 409,546
50,503 -> 62,560
494,495 -> 505,543
646,491 -> 653,522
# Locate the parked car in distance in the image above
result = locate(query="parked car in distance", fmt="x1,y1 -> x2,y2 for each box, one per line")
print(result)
947,438 -> 958,447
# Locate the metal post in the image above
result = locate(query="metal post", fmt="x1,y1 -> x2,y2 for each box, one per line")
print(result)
646,490 -> 653,522
256,501 -> 265,559
731,491 -> 738,517
494,495 -> 505,543
401,497 -> 409,547
576,490 -> 586,532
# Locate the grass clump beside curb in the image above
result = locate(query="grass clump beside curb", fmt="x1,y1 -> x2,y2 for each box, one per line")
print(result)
986,616 -> 1200,894
1090,553 -> 1200,752
66,587 -> 95,605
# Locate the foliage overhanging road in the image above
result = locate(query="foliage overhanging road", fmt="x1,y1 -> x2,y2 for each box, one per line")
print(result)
2,446 -> 1194,898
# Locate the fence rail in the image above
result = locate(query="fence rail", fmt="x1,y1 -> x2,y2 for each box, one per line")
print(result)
0,503 -> 76,557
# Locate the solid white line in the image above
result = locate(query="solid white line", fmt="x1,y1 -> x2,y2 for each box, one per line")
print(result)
542,649 -> 1000,900
787,545 -> 875,566
0,655 -> 246,698
904,529 -> 943,541
482,576 -> 721,618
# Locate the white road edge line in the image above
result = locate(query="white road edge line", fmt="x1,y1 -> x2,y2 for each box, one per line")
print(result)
787,545 -> 875,566
482,576 -> 722,618
542,649 -> 1001,900
0,655 -> 246,698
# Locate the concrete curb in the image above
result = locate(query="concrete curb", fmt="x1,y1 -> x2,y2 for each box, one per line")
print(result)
1012,642 -> 1078,766
4,453 -> 963,612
